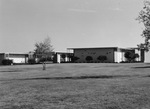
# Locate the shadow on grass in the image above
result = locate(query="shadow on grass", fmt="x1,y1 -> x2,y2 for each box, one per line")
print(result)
24,75 -> 116,80
0,70 -> 22,72
0,75 -> 134,81
145,75 -> 150,77
132,66 -> 150,69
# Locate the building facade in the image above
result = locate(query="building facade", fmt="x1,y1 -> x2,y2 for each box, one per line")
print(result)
68,47 -> 145,63
53,52 -> 74,63
0,47 -> 147,65
0,53 -> 28,65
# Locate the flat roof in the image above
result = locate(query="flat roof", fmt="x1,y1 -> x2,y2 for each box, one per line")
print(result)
67,47 -> 119,50
56,52 -> 73,54
0,53 -> 28,55
67,47 -> 141,51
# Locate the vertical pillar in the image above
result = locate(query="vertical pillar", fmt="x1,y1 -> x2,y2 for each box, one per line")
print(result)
140,49 -> 145,62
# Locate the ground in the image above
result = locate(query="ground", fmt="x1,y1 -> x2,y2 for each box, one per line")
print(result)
0,63 -> 150,109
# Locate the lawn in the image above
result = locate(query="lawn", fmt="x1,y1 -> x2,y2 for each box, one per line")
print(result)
0,63 -> 150,109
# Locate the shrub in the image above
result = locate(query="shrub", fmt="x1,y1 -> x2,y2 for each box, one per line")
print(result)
124,52 -> 139,62
133,53 -> 139,59
97,55 -> 107,62
73,56 -> 80,62
124,52 -> 131,59
2,59 -> 13,65
28,59 -> 36,64
85,56 -> 93,62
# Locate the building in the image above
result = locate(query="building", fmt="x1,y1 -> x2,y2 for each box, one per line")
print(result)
0,52 -> 56,64
0,52 -> 72,65
0,47 -> 147,65
53,52 -> 74,63
0,53 -> 28,65
28,51 -> 74,63
0,53 -> 5,65
67,47 -> 145,63
28,51 -> 55,63
145,51 -> 150,63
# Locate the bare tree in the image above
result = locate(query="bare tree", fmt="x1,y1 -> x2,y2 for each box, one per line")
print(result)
35,37 -> 54,54
34,37 -> 54,62
137,0 -> 150,51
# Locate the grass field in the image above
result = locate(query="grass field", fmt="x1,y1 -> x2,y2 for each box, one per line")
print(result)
0,63 -> 150,109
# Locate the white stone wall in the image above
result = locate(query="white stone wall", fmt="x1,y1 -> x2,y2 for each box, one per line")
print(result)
114,51 -> 126,63
7,54 -> 27,63
57,54 -> 61,63
114,51 -> 122,63
9,57 -> 26,63
145,51 -> 150,63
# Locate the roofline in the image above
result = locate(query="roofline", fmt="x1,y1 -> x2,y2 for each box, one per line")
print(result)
67,47 -> 144,51
118,47 -> 141,51
0,53 -> 5,54
9,53 -> 28,55
56,52 -> 73,54
67,47 -> 119,50
0,53 -> 28,55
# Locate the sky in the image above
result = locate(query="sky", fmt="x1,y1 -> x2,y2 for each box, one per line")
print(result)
0,0 -> 145,53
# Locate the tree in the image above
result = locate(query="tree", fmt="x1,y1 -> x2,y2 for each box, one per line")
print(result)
137,0 -> 150,51
2,59 -> 13,65
124,51 -> 139,62
35,37 -> 54,54
34,37 -> 54,62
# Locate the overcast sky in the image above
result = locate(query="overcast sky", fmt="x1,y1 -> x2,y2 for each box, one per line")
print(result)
0,0 -> 145,53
